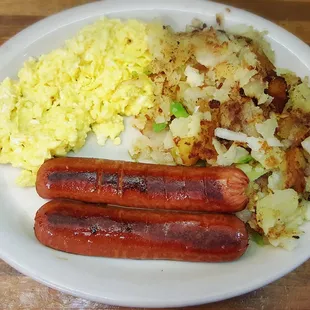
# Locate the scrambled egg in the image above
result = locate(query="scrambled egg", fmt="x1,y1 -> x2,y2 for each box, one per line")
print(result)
0,18 -> 154,186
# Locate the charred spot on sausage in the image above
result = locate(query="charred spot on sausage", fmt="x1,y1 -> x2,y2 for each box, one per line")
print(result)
125,224 -> 133,233
47,214 -> 85,226
48,171 -> 97,183
204,179 -> 223,200
146,176 -> 165,195
90,224 -> 99,235
122,175 -> 147,193
102,173 -> 119,189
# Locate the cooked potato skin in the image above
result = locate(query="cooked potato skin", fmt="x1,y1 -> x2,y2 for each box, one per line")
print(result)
285,147 -> 306,193
278,111 -> 310,147
267,76 -> 289,113
173,137 -> 199,166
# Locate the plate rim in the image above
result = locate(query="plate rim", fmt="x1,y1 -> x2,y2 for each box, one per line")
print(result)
1,0 -> 310,71
1,247 -> 310,308
0,0 -> 310,307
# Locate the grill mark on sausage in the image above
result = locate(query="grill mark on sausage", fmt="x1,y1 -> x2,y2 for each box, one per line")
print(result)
165,180 -> 186,192
47,213 -> 87,226
185,179 -> 205,200
122,175 -> 147,193
166,226 -> 241,249
37,158 -> 250,212
204,179 -> 223,200
118,162 -> 124,196
101,173 -> 119,189
90,224 -> 99,235
48,171 -> 97,183
46,213 -> 242,250
146,175 -> 165,197
165,179 -> 187,200
47,171 -> 223,202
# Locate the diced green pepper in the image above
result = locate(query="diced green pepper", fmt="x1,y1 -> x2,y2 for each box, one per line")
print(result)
250,231 -> 265,246
236,163 -> 267,181
170,101 -> 189,118
143,69 -> 152,76
131,71 -> 139,78
153,122 -> 167,133
237,155 -> 254,164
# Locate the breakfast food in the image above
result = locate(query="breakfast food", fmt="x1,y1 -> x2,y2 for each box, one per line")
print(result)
0,15 -> 309,252
36,157 -> 249,212
0,18 -> 153,186
34,199 -> 248,262
129,21 -> 310,250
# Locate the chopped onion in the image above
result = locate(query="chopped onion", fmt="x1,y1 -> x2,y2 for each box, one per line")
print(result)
256,118 -> 283,147
184,65 -> 204,87
214,128 -> 248,142
301,136 -> 310,154
266,137 -> 283,147
195,49 -> 223,67
268,171 -> 284,191
217,144 -> 249,166
163,131 -> 175,149
212,138 -> 227,155
236,209 -> 252,223
247,137 -> 264,151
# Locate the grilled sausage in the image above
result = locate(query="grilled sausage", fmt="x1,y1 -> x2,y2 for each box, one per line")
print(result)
36,157 -> 249,212
34,199 -> 249,262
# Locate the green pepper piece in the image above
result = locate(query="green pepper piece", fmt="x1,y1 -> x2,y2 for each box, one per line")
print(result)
237,155 -> 254,164
250,231 -> 265,246
170,101 -> 189,118
236,164 -> 267,181
131,71 -> 139,78
143,69 -> 152,76
153,122 -> 167,133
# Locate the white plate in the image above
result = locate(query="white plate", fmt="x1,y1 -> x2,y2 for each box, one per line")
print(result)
0,0 -> 309,307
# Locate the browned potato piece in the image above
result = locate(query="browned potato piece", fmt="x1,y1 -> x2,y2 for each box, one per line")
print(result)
285,147 -> 306,193
192,120 -> 218,162
278,113 -> 310,147
172,137 -> 199,166
267,76 -> 289,113
219,99 -> 265,137
219,100 -> 243,132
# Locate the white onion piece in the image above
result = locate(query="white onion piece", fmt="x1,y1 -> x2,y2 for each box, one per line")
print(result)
301,136 -> 310,154
214,128 -> 248,142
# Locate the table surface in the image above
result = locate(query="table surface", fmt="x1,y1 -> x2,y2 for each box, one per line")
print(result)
0,0 -> 309,309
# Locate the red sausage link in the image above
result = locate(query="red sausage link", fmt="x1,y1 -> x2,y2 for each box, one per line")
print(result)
34,199 -> 249,262
36,157 -> 249,212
